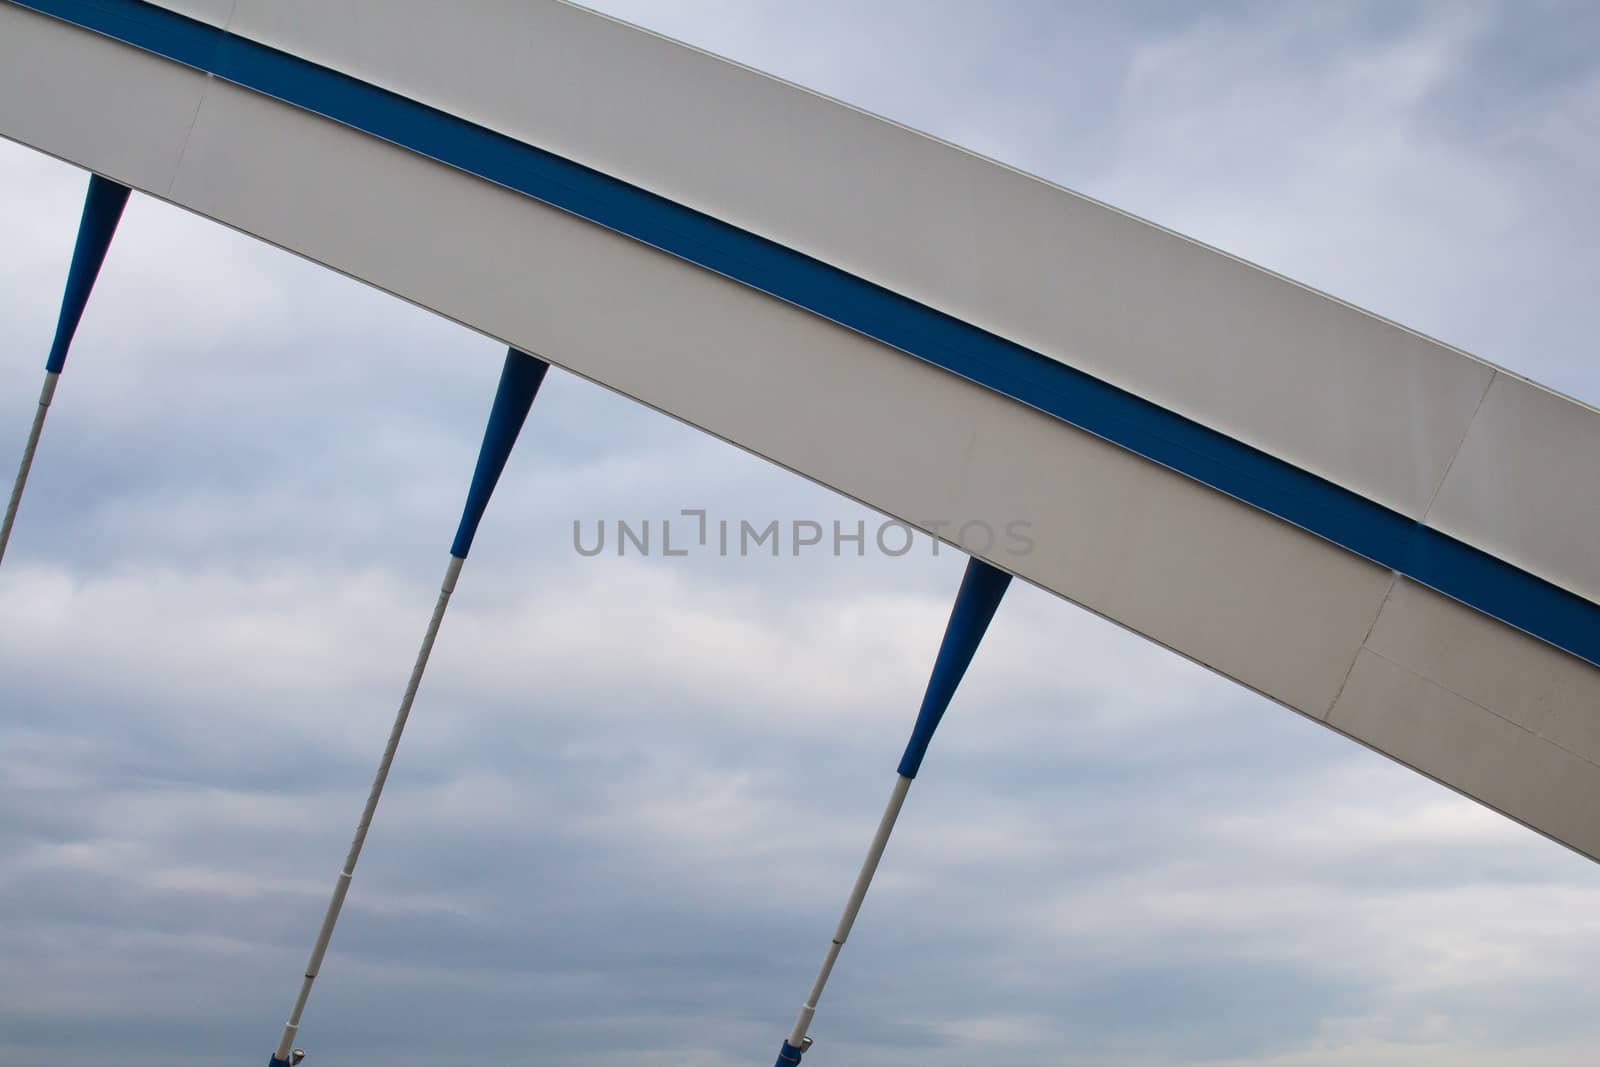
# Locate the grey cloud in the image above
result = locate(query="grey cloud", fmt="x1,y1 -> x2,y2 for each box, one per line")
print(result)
5,2 -> 1600,1066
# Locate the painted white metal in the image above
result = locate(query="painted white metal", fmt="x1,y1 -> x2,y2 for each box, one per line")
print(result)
0,6 -> 208,194
0,370 -> 58,567
1331,648 -> 1600,859
1346,579 -> 1600,857
1425,374 -> 1600,605
151,71 -> 1406,712
1,2 -> 1597,865
788,773 -> 913,1049
222,0 -> 1500,524
272,553 -> 464,1063
151,0 -> 231,27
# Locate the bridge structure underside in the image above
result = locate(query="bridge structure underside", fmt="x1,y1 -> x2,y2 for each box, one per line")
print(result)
2,0 -> 1597,866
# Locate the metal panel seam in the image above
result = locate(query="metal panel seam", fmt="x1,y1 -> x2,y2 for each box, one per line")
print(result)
1348,645 -> 1600,774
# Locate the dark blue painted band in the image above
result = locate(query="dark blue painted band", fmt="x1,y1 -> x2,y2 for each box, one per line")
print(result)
46,174 -> 129,373
451,349 -> 549,559
774,1039 -> 806,1065
899,558 -> 1013,778
13,0 -> 1599,667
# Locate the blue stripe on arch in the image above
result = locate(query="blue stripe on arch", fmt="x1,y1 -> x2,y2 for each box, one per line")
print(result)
13,0 -> 1599,667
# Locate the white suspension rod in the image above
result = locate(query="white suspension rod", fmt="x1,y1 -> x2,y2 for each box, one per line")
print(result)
786,772 -> 912,1048
0,371 -> 59,568
271,553 -> 464,1064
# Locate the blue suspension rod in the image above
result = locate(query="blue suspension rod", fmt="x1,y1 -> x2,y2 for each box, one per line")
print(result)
1,173 -> 130,568
897,558 -> 1015,779
268,348 -> 549,1067
452,349 -> 549,559
774,556 -> 1012,1065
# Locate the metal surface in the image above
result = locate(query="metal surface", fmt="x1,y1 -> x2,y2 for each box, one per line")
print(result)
1,0 -> 1597,863
0,372 -> 56,567
784,773 -> 912,1054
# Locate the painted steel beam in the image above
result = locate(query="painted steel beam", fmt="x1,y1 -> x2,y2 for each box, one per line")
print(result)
1,0 -> 1597,861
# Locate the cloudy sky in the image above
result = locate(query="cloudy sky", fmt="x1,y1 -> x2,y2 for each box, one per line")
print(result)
3,2 -> 1599,1065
